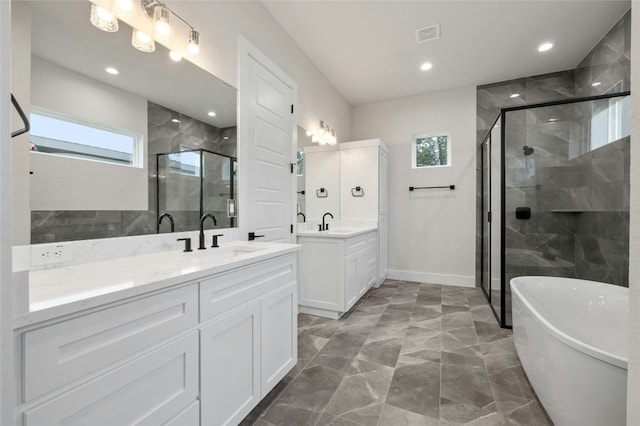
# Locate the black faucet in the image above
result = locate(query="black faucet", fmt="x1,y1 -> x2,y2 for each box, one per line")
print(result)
158,212 -> 175,233
198,213 -> 217,250
297,212 -> 306,222
248,232 -> 265,241
321,212 -> 334,231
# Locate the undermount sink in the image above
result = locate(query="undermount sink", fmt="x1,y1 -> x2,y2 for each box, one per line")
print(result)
183,244 -> 267,258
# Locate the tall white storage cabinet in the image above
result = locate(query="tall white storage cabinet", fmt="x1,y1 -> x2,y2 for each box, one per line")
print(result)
339,140 -> 389,286
304,146 -> 341,221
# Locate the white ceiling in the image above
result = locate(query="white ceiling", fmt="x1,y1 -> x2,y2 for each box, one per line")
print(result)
263,1 -> 631,106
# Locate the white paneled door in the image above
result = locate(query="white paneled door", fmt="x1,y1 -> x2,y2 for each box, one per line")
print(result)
239,38 -> 297,243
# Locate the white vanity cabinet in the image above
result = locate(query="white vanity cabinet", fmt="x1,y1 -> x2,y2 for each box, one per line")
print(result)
18,284 -> 201,426
15,250 -> 298,426
339,140 -> 389,287
200,255 -> 297,425
298,230 -> 377,319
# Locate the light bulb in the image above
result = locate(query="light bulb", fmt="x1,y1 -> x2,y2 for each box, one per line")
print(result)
153,6 -> 171,44
131,29 -> 155,53
188,29 -> 200,55
111,0 -> 133,19
90,4 -> 119,32
169,50 -> 182,62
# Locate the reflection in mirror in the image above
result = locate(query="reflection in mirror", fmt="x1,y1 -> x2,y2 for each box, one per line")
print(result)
296,127 -> 313,222
24,1 -> 238,243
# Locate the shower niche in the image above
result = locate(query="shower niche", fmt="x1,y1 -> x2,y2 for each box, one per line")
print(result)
480,92 -> 631,327
156,149 -> 237,233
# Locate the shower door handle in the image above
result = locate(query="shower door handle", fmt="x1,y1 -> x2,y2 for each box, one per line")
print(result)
487,211 -> 492,223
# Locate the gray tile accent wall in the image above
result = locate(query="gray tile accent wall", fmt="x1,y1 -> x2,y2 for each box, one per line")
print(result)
476,10 -> 631,324
31,102 -> 237,243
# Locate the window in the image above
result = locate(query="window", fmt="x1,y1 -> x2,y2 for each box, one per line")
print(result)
412,134 -> 451,168
29,109 -> 142,167
296,150 -> 304,176
590,81 -> 630,151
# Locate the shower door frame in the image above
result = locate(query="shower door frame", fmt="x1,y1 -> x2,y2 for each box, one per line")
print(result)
482,91 -> 631,329
156,148 -> 238,233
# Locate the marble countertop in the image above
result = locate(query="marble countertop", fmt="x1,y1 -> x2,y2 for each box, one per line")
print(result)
14,241 -> 300,329
297,225 -> 377,239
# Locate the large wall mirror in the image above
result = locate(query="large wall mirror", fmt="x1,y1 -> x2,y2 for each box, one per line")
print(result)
23,1 -> 238,244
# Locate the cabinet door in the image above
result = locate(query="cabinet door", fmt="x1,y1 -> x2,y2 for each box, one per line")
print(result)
378,149 -> 389,215
345,251 -> 367,311
378,214 -> 389,286
261,282 -> 297,396
305,149 -> 341,221
340,147 -> 379,221
24,332 -> 199,426
345,254 -> 359,309
201,301 -> 261,426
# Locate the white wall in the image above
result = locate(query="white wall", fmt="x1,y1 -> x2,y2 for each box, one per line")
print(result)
352,86 -> 477,287
166,1 -> 352,143
627,2 -> 639,423
29,57 -> 148,211
11,2 -> 30,245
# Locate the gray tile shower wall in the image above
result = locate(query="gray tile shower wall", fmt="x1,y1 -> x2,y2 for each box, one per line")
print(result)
476,9 -> 630,293
31,102 -> 237,243
575,10 -> 631,98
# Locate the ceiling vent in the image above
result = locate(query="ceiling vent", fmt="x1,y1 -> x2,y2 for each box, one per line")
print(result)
415,24 -> 440,43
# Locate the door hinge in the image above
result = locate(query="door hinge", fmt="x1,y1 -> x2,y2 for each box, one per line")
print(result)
290,224 -> 294,234
488,211 -> 492,223
291,104 -> 294,114
290,162 -> 295,174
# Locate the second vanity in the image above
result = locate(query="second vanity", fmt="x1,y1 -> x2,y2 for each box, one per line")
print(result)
297,226 -> 377,319
13,240 -> 299,426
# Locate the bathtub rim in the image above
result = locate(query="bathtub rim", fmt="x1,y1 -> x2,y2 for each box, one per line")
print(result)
511,276 -> 627,370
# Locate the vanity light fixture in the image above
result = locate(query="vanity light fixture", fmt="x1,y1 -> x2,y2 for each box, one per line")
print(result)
105,67 -> 119,75
208,111 -> 216,117
111,0 -> 133,20
169,50 -> 182,62
188,29 -> 200,55
538,42 -> 554,52
131,28 -> 156,53
510,93 -> 520,98
90,4 -> 119,32
90,0 -> 202,58
311,120 -> 337,146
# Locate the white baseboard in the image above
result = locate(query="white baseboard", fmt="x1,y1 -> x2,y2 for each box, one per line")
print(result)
387,269 -> 475,288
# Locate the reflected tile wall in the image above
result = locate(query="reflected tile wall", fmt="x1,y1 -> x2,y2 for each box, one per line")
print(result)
31,102 -> 237,243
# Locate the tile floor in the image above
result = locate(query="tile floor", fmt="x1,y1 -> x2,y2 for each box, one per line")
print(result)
240,280 -> 553,426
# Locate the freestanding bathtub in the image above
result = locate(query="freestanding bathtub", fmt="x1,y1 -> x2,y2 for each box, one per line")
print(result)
511,276 -> 628,426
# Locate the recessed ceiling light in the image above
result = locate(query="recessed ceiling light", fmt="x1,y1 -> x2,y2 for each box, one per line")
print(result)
171,118 -> 180,123
208,111 -> 216,117
223,136 -> 229,140
538,42 -> 554,52
169,51 -> 182,62
510,93 -> 520,98
420,62 -> 433,71
546,118 -> 559,123
105,67 -> 119,75
592,81 -> 602,87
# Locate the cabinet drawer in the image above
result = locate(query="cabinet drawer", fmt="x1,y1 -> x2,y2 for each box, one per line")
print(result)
23,331 -> 199,426
200,254 -> 295,322
22,284 -> 198,401
346,234 -> 367,255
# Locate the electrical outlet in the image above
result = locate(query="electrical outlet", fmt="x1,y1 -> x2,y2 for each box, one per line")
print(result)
32,244 -> 71,266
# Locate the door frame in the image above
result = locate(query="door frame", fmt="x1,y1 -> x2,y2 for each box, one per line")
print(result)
237,36 -> 298,242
